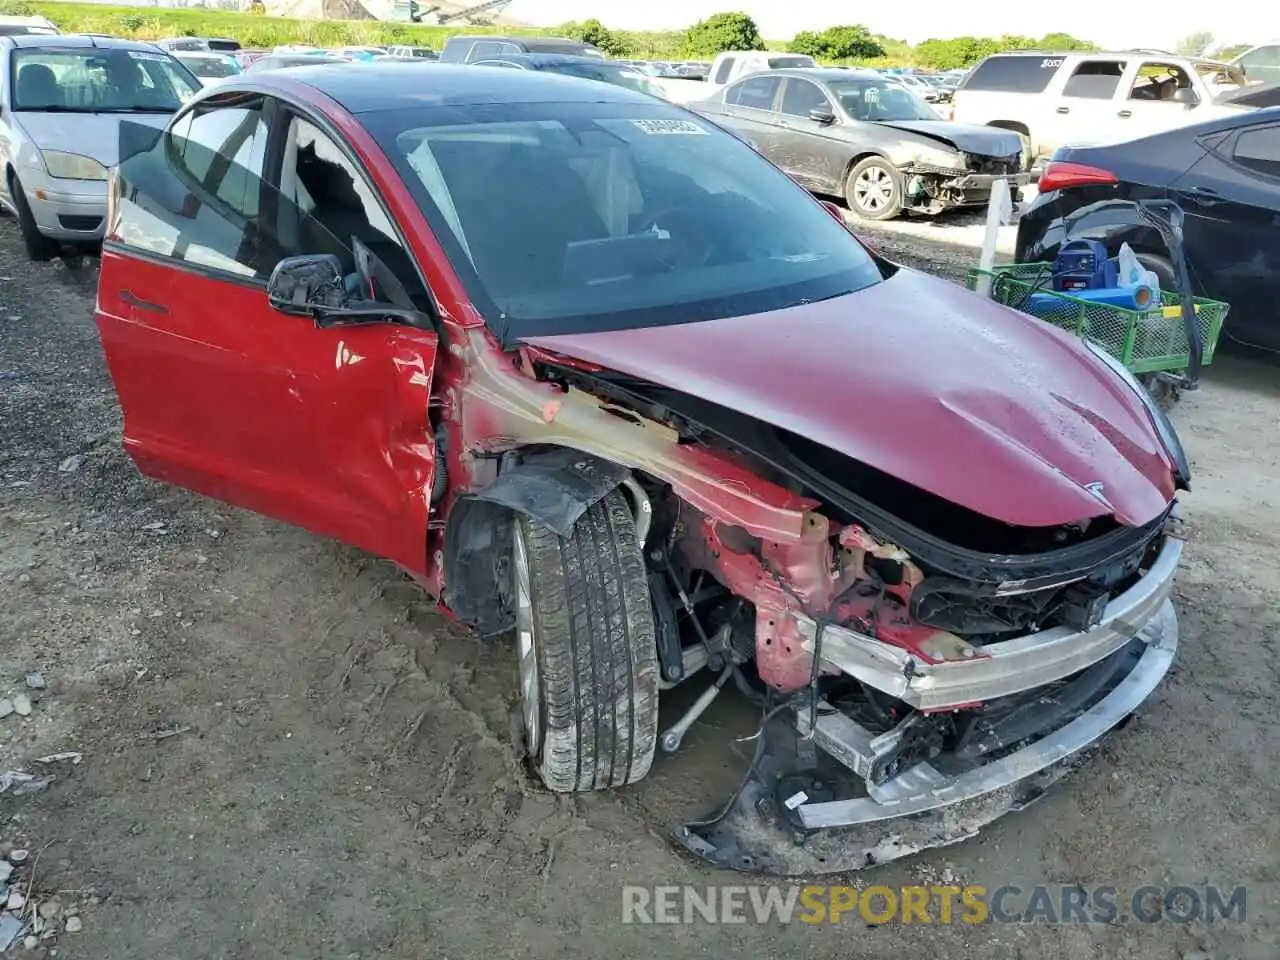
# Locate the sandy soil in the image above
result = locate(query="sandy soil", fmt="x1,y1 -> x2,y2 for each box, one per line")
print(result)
0,218 -> 1276,959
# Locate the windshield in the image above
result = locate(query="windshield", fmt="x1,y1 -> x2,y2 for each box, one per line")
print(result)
366,101 -> 881,341
177,54 -> 240,79
11,48 -> 200,112
551,62 -> 667,99
827,78 -> 938,121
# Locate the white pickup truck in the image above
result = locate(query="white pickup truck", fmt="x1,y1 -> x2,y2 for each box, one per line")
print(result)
950,50 -> 1252,168
653,50 -> 817,104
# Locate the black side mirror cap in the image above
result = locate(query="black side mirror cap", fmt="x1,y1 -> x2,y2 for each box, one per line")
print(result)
267,254 -> 349,315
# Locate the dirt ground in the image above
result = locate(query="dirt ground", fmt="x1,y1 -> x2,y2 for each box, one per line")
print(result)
1,216 -> 1276,959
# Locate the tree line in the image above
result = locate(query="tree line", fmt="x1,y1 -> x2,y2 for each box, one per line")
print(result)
556,12 -> 1246,69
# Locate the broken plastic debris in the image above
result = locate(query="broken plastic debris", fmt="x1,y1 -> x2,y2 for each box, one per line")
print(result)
24,673 -> 45,690
783,790 -> 809,811
34,752 -> 81,765
0,773 -> 53,797
11,695 -> 31,717
0,912 -> 28,952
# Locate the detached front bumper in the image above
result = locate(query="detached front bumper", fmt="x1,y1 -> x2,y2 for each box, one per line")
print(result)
675,533 -> 1181,875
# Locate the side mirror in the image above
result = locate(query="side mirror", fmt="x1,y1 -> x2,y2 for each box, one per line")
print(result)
809,107 -> 837,125
1172,87 -> 1199,105
267,254 -> 349,316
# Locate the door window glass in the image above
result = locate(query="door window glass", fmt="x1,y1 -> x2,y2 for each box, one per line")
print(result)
1233,125 -> 1280,179
1128,62 -> 1195,102
779,79 -> 832,117
961,55 -> 1058,93
113,99 -> 270,278
1060,60 -> 1124,99
468,41 -> 505,60
712,56 -> 735,84
726,75 -> 780,110
277,116 -> 427,308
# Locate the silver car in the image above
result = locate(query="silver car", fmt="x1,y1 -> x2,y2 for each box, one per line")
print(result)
0,35 -> 201,259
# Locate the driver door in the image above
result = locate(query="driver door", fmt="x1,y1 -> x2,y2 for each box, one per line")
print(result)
95,96 -> 439,576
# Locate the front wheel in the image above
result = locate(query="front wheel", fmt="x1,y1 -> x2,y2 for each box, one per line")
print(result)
8,174 -> 58,262
512,489 -> 659,792
845,157 -> 904,221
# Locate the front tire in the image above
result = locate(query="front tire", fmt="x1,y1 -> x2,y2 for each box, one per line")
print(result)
845,157 -> 904,221
512,489 -> 659,792
9,174 -> 58,262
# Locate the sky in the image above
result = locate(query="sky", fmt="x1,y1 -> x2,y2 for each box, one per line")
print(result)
503,0 -> 1256,52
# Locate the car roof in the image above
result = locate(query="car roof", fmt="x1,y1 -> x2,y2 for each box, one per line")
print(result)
446,34 -> 594,51
478,52 -> 621,67
3,33 -> 166,52
981,49 -> 1200,60
234,62 -> 655,113
757,67 -> 879,82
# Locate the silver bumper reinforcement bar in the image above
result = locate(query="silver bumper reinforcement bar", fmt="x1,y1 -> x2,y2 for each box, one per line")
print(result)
793,598 -> 1177,830
799,532 -> 1182,710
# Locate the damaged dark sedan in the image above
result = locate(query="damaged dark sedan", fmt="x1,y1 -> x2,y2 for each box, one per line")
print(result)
693,67 -> 1030,219
96,64 -> 1184,878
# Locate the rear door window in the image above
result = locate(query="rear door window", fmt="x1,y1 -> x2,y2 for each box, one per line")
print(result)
467,41 -> 507,60
1060,60 -> 1126,99
962,55 -> 1059,93
1231,124 -> 1280,179
725,75 -> 781,111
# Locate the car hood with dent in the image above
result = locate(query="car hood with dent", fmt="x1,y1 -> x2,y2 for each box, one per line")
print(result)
876,119 -> 1021,157
14,111 -> 172,168
523,267 -> 1177,529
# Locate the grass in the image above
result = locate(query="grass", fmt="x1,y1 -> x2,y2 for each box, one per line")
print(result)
18,0 -> 553,50
13,1 -> 915,64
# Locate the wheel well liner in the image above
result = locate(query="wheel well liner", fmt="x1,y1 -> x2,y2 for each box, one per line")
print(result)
843,151 -> 892,184
442,449 -> 631,636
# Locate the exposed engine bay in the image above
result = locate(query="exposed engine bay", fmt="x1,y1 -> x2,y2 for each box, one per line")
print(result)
526,357 -> 1182,873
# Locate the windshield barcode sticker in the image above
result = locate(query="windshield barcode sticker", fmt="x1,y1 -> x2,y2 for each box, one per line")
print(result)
631,119 -> 708,136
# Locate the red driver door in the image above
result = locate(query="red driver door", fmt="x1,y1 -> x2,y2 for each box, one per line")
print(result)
95,98 -> 439,576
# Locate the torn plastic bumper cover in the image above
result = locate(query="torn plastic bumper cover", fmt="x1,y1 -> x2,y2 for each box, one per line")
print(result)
673,534 -> 1181,876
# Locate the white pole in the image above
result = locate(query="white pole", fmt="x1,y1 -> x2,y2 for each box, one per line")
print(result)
974,177 -> 1012,299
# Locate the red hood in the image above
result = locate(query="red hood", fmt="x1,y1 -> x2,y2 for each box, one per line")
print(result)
524,268 -> 1177,528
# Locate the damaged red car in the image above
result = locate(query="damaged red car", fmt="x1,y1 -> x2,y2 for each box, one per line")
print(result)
94,64 -> 1188,875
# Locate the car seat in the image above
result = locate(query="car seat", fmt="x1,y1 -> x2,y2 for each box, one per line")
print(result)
16,63 -> 61,109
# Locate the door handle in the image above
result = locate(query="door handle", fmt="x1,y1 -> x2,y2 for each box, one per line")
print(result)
120,290 -> 168,314
1056,106 -> 1070,114
1118,109 -> 1132,118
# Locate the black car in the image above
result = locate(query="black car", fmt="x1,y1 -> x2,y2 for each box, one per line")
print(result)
467,53 -> 667,100
1016,106 -> 1280,352
438,35 -> 602,63
692,68 -> 1027,220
